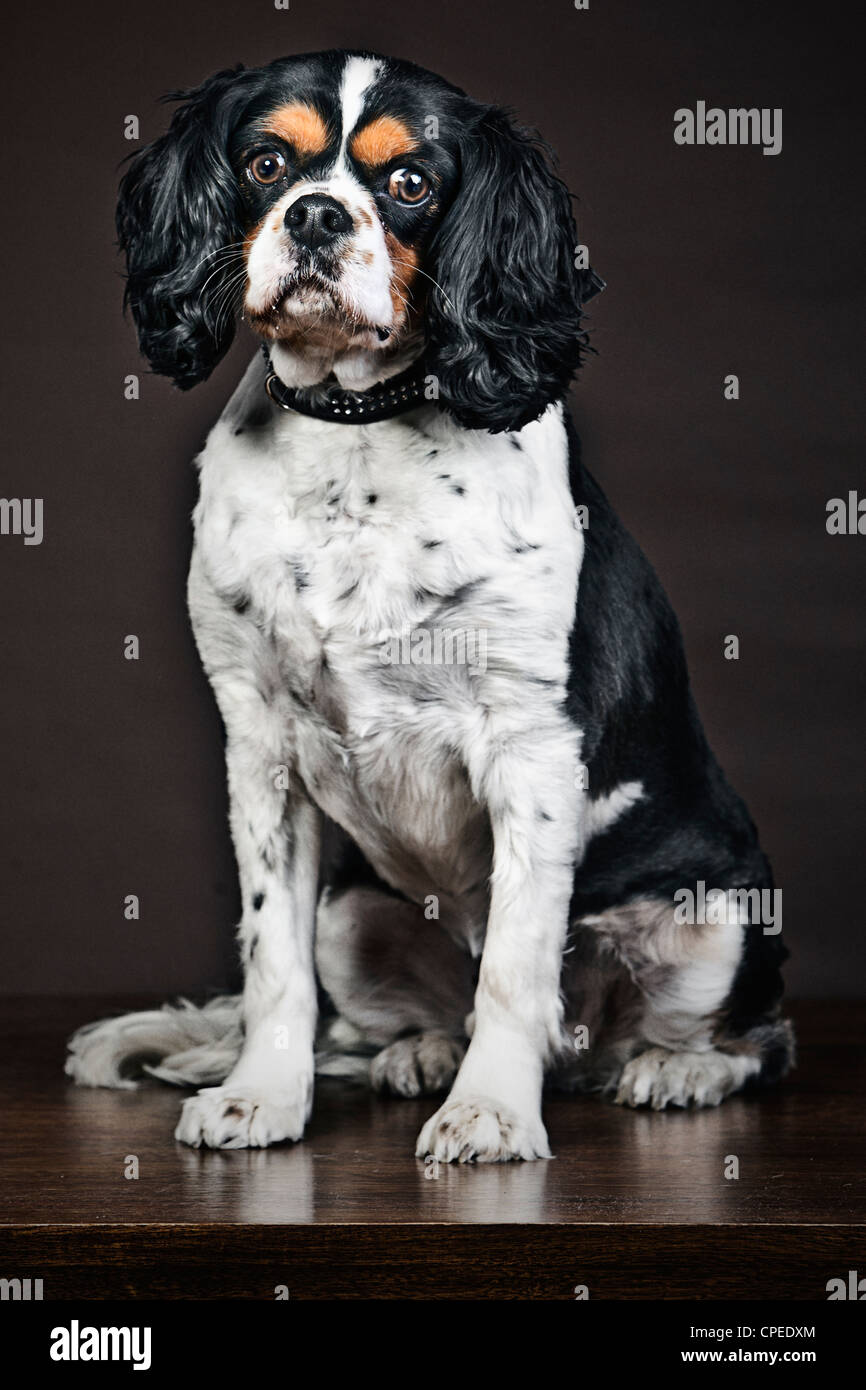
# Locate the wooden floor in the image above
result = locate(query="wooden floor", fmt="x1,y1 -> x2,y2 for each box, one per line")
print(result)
0,997 -> 862,1298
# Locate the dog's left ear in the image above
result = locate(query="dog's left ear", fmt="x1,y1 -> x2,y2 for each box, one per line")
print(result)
426,106 -> 603,433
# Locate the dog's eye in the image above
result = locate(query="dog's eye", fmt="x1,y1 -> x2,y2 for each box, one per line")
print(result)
248,151 -> 287,185
387,168 -> 431,204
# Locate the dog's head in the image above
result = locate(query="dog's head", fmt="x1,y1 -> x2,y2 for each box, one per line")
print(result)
118,51 -> 602,432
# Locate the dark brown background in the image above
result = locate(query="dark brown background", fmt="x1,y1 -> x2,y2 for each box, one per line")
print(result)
1,0 -> 862,996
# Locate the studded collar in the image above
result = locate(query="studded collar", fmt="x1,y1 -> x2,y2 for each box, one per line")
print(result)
261,346 -> 431,424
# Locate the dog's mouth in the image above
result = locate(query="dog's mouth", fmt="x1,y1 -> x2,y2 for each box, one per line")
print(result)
246,267 -> 390,345
252,268 -> 335,321
248,266 -> 358,329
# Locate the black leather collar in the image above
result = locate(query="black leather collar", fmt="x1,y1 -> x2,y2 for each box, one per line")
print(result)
261,346 -> 431,424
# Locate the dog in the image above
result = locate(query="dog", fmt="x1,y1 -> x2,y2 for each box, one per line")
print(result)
66,49 -> 793,1162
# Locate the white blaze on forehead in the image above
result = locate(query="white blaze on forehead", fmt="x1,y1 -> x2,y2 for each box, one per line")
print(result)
338,55 -> 383,161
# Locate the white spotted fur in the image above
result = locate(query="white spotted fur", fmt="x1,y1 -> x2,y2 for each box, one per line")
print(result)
171,351 -> 585,1156
66,355 -> 759,1155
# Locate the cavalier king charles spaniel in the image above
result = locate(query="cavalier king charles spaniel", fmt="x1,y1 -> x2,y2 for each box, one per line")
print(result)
66,50 -> 793,1161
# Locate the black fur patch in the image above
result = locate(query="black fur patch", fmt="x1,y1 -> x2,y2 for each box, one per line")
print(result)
561,413 -> 788,1029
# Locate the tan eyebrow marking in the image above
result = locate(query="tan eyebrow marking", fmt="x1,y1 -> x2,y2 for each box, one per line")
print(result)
350,115 -> 418,168
261,102 -> 330,159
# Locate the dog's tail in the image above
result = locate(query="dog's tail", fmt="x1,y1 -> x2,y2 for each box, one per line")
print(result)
65,997 -> 244,1090
65,998 -> 376,1089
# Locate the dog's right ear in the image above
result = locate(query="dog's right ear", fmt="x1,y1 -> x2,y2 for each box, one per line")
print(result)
117,67 -> 262,390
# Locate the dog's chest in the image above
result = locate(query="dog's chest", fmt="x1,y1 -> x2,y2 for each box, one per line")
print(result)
194,399 -> 581,901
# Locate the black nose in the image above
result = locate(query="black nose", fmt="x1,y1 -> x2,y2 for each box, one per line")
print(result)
284,194 -> 353,251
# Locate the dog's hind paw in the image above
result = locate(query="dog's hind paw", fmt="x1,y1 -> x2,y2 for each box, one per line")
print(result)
614,1046 -> 759,1110
371,1032 -> 465,1097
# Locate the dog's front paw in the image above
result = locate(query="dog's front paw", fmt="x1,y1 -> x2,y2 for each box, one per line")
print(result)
415,1096 -> 551,1164
174,1081 -> 311,1149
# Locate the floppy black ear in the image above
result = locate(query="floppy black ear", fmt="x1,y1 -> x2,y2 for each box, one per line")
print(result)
426,106 -> 603,433
117,67 -> 263,390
